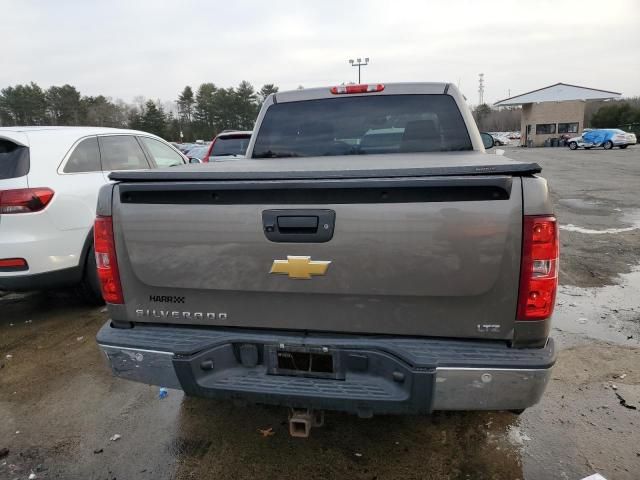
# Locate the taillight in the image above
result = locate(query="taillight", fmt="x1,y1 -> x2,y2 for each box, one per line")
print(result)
0,188 -> 54,214
517,216 -> 559,321
94,216 -> 124,304
202,137 -> 217,162
0,258 -> 28,271
330,84 -> 385,94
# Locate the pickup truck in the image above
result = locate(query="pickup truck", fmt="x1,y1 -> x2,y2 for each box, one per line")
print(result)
95,82 -> 558,432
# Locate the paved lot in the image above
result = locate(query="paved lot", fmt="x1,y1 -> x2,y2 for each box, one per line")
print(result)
1,146 -> 640,480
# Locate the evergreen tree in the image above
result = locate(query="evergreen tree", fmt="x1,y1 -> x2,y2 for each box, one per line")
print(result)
591,103 -> 640,128
177,86 -> 195,122
164,112 -> 181,141
193,83 -> 217,139
258,84 -> 279,103
46,84 -> 82,125
139,100 -> 167,137
81,95 -> 127,127
0,79 -> 280,138
0,82 -> 48,125
235,80 -> 258,130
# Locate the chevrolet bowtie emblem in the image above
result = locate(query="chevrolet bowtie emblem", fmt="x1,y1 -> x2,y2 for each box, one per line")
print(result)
269,256 -> 331,279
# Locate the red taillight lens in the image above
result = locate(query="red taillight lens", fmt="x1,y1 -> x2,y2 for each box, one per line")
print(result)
0,188 -> 54,214
0,258 -> 28,271
517,216 -> 559,321
94,216 -> 124,304
330,84 -> 385,94
202,137 -> 217,162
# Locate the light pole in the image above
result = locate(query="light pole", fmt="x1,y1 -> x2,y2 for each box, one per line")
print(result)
348,57 -> 369,83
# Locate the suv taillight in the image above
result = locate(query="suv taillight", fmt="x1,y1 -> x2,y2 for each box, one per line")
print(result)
94,216 -> 124,304
0,188 -> 54,214
517,216 -> 559,321
0,258 -> 28,271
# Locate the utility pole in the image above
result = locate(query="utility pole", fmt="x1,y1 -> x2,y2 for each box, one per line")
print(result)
478,73 -> 485,105
349,57 -> 369,83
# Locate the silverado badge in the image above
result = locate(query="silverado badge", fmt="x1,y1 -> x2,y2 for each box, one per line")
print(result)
270,256 -> 331,279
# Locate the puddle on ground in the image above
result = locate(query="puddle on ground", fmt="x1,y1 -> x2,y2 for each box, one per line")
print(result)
553,267 -> 640,344
557,198 -> 604,211
559,207 -> 640,235
621,209 -> 640,227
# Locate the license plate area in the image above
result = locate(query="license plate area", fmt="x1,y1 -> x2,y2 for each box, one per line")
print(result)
266,345 -> 344,380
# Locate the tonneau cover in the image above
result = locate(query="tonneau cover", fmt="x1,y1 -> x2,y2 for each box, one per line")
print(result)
110,151 -> 540,182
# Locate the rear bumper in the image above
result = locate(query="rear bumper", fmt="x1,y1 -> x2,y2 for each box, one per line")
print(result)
0,266 -> 82,291
97,322 -> 556,415
0,216 -> 88,276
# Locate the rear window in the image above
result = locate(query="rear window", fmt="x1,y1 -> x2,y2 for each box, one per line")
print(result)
99,135 -> 150,171
211,135 -> 250,156
187,146 -> 208,159
139,136 -> 185,167
0,139 -> 30,179
252,94 -> 472,158
64,137 -> 101,173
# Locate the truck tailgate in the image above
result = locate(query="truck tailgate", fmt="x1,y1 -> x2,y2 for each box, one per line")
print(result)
109,159 -> 526,340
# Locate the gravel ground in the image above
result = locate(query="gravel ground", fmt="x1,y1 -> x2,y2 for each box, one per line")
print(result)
1,146 -> 639,480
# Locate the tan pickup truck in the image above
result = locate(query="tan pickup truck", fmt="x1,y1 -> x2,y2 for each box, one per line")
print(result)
94,82 -> 558,436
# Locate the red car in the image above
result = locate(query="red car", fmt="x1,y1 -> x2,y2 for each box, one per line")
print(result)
202,130 -> 252,162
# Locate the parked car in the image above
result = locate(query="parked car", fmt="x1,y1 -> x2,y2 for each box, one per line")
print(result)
96,83 -> 557,436
185,145 -> 209,162
176,143 -> 197,154
490,133 -> 509,146
202,130 -> 252,162
568,129 -> 637,150
0,127 -> 187,303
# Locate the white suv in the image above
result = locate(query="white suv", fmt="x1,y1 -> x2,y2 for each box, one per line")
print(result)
0,127 -> 187,303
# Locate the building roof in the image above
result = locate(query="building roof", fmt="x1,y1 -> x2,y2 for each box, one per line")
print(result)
494,82 -> 621,106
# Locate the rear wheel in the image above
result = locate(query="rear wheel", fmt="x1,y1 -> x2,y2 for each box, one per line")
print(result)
569,141 -> 578,150
603,140 -> 613,150
620,145 -> 628,149
78,244 -> 105,305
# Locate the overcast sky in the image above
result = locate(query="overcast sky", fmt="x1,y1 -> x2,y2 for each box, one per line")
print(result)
3,0 -> 639,105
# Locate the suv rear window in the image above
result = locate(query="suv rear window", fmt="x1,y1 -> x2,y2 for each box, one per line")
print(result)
0,139 -> 30,179
252,94 -> 472,158
64,137 -> 101,173
211,135 -> 251,156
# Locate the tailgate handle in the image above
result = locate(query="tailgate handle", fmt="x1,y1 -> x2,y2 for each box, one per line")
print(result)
277,216 -> 319,233
262,209 -> 335,243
